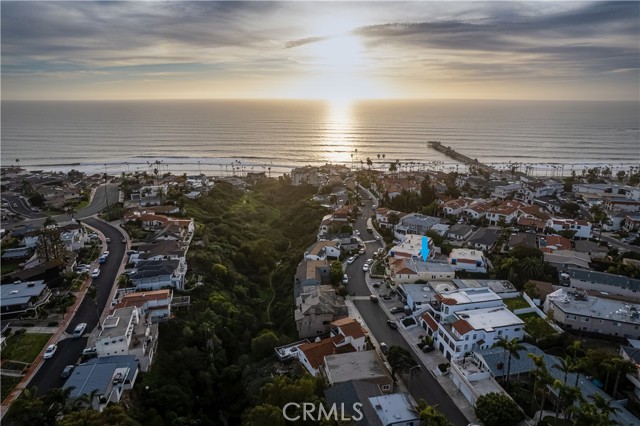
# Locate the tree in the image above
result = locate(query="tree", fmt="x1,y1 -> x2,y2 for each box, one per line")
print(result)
418,401 -> 451,426
386,346 -> 416,381
492,337 -> 525,386
35,226 -> 67,262
366,157 -> 373,169
520,257 -> 545,281
250,330 -> 279,360
528,353 -> 552,422
523,281 -> 540,299
474,392 -> 524,426
611,357 -> 636,398
330,260 -> 344,285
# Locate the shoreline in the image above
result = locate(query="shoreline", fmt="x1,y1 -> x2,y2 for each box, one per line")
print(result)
3,158 -> 637,179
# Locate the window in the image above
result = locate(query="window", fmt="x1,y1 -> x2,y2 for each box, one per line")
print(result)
581,317 -> 590,322
382,384 -> 391,391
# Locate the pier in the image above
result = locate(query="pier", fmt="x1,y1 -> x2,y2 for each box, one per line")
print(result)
428,141 -> 496,175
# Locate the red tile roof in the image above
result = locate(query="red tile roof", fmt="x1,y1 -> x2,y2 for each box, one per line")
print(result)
422,313 -> 439,331
452,319 -> 474,335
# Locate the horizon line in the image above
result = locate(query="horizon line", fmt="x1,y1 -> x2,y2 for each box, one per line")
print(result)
2,97 -> 637,103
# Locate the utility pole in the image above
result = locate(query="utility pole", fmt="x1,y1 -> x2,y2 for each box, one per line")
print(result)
104,164 -> 110,222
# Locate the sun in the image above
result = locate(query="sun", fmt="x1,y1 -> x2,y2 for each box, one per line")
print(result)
286,34 -> 392,102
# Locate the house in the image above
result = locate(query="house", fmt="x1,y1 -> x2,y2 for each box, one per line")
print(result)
446,224 -> 474,241
448,249 -> 487,273
295,285 -> 348,338
367,394 -> 420,426
573,240 -> 609,260
0,280 -> 51,318
324,381 -> 383,426
508,233 -> 537,251
304,240 -> 341,261
544,250 -> 591,271
620,342 -> 640,399
491,183 -> 523,200
441,198 -> 475,216
129,259 -> 186,291
292,166 -> 326,187
467,227 -> 501,251
563,268 -> 640,299
623,215 -> 640,233
62,355 -> 139,412
463,203 -> 488,220
323,351 -> 394,393
545,288 -> 640,340
389,259 -> 455,285
539,235 -> 572,252
393,213 -> 440,238
295,317 -> 367,375
96,306 -> 159,372
398,284 -> 437,312
376,208 -> 406,230
422,304 -> 524,360
485,201 -> 525,225
112,289 -> 173,323
389,234 -> 434,260
603,197 -> 640,213
128,240 -> 187,265
546,218 -> 593,239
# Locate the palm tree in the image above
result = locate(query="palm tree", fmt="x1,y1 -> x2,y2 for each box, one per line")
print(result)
492,337 -> 524,387
554,357 -> 572,386
528,353 -> 552,421
520,257 -> 545,280
500,257 -> 519,281
611,357 -> 636,398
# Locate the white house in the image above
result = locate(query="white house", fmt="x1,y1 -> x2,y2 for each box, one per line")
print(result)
448,249 -> 488,273
546,218 -> 593,239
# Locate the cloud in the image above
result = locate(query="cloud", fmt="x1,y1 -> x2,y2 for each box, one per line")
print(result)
284,36 -> 329,49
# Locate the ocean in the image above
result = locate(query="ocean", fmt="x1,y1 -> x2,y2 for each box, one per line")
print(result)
2,99 -> 638,177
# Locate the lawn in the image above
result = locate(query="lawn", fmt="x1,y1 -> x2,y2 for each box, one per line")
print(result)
1,376 -> 21,403
2,333 -> 52,364
517,311 -> 540,321
503,296 -> 530,311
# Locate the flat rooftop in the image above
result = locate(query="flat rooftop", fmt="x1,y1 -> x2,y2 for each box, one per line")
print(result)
324,351 -> 389,384
99,306 -> 136,339
453,279 -> 517,294
458,306 -> 524,331
439,287 -> 502,305
548,289 -> 640,324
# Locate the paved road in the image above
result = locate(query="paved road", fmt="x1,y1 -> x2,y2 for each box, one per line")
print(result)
600,233 -> 640,254
355,299 -> 469,426
29,218 -> 127,397
2,184 -> 119,230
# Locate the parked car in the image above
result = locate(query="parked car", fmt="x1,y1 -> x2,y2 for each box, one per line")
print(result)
91,268 -> 100,278
82,347 -> 98,359
381,294 -> 392,300
342,274 -> 349,285
370,295 -> 378,303
421,345 -> 435,353
359,248 -> 365,255
347,256 -> 355,264
380,342 -> 389,354
43,344 -> 57,359
365,259 -> 373,265
98,256 -> 107,264
105,237 -> 111,243
389,306 -> 404,314
61,365 -> 75,379
102,251 -> 110,258
386,320 -> 398,329
362,265 -> 369,272
72,322 -> 87,338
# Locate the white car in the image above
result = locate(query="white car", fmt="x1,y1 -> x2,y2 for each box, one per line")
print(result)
362,265 -> 369,272
91,268 -> 100,278
43,344 -> 57,359
347,256 -> 355,264
72,322 -> 87,338
366,258 -> 374,265
102,251 -> 110,258
342,274 -> 349,285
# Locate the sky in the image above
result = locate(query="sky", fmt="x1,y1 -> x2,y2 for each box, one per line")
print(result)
2,1 -> 639,101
